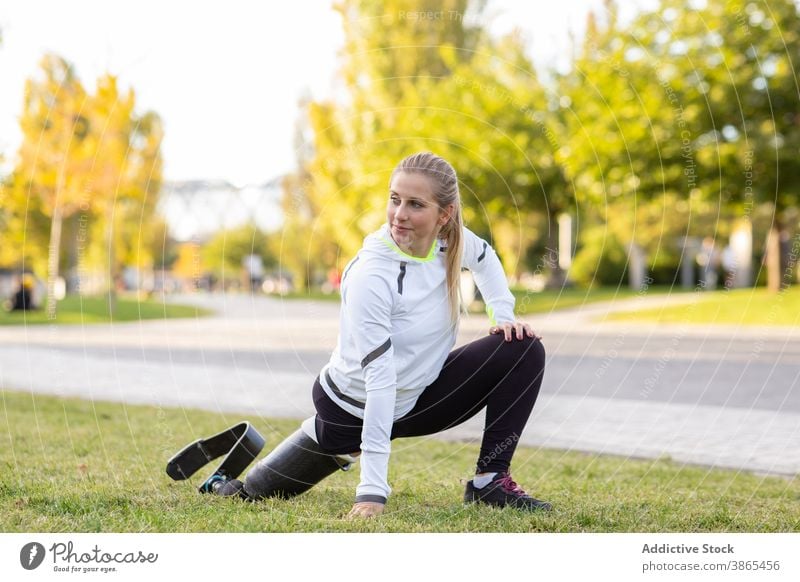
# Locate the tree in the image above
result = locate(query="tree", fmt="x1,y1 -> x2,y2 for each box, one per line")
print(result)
201,223 -> 276,285
559,3 -> 684,285
562,0 -> 800,290
12,55 -> 93,314
86,75 -> 163,303
6,56 -> 164,309
290,0 -> 565,285
276,93 -> 343,291
432,32 -> 570,281
303,0 -> 493,262
657,0 -> 800,291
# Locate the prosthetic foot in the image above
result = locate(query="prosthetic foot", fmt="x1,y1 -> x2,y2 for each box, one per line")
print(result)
165,421 -> 265,494
242,428 -> 352,500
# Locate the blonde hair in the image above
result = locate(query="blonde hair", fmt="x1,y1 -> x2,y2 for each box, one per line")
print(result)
391,152 -> 464,327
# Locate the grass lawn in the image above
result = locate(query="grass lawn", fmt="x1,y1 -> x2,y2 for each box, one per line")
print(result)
607,287 -> 800,326
279,290 -> 341,302
509,286 -> 675,316
0,295 -> 211,326
1,390 -> 796,533
283,286 -> 678,316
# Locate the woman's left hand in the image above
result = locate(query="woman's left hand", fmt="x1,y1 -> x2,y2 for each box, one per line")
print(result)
489,321 -> 541,342
347,501 -> 385,519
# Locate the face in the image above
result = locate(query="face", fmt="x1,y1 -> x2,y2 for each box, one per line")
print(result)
387,172 -> 453,258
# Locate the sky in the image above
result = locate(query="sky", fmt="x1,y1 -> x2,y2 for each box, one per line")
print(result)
0,0 -> 645,187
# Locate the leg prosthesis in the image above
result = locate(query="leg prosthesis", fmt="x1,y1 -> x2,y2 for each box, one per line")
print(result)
165,421 -> 265,494
242,428 -> 352,500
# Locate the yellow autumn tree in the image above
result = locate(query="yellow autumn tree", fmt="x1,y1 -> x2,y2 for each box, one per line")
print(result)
84,74 -> 164,301
11,54 -> 94,314
5,55 -> 163,311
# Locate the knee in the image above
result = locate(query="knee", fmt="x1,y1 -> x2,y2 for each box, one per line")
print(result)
521,336 -> 546,372
496,334 -> 545,371
528,336 -> 546,363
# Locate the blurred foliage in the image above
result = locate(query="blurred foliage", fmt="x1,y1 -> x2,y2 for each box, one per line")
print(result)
569,224 -> 628,288
201,223 -> 276,282
171,242 -> 203,282
562,0 -> 800,289
282,0 -> 564,284
0,54 -> 163,308
280,0 -> 800,291
4,1 -> 800,294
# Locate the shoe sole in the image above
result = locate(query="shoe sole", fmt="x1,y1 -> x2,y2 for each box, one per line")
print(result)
465,490 -> 552,512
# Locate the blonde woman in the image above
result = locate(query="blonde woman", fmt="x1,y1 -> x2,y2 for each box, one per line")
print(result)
215,152 -> 550,517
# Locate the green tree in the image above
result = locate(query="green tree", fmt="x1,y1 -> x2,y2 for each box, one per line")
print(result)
433,33 -> 570,281
302,0 -> 493,264
559,2 -> 695,286
562,0 -> 800,290
290,0 -> 564,285
658,0 -> 800,291
201,223 -> 276,285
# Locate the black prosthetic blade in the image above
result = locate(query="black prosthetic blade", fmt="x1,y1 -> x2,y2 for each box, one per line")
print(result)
165,422 -> 265,483
208,422 -> 266,482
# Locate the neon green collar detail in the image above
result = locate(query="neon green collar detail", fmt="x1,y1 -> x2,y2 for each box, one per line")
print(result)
380,233 -> 439,263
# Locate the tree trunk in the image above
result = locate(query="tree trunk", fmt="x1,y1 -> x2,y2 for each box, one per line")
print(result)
766,222 -> 785,293
107,217 -> 116,316
46,204 -> 63,318
544,210 -> 565,289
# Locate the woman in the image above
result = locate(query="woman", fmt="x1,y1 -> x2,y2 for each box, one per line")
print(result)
217,152 -> 549,517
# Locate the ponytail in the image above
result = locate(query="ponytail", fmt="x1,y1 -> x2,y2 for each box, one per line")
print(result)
391,152 -> 463,327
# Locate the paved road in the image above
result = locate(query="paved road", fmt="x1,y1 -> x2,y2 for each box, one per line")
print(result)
1,293 -> 798,476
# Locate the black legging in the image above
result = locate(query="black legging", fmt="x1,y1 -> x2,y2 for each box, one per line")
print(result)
313,333 -> 545,473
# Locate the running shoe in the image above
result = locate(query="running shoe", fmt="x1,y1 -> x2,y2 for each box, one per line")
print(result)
464,472 -> 552,511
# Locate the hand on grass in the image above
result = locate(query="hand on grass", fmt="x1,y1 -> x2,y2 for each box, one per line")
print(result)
347,502 -> 385,519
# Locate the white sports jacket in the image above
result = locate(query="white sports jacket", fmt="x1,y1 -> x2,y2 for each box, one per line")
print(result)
319,223 -> 515,502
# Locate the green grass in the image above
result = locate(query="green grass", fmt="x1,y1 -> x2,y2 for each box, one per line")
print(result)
607,287 -> 800,326
1,390 -> 797,532
509,286 -> 676,315
279,290 -> 342,302
282,286 -> 678,315
0,295 -> 211,326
